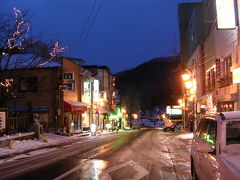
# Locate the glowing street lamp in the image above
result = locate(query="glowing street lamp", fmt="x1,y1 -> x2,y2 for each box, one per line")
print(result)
181,72 -> 192,131
99,101 -> 104,107
133,114 -> 138,120
178,99 -> 183,104
162,114 -> 166,119
181,74 -> 191,81
184,81 -> 193,89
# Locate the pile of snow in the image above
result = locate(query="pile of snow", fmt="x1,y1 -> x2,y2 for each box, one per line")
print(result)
0,132 -> 34,141
176,133 -> 193,140
0,133 -> 87,157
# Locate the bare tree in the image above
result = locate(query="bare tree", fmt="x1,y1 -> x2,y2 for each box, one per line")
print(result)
0,8 -> 66,106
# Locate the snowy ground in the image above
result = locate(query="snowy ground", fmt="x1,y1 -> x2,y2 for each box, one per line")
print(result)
0,129 -> 123,159
0,131 -> 193,166
0,130 -> 194,179
176,133 -> 193,140
0,132 -> 90,158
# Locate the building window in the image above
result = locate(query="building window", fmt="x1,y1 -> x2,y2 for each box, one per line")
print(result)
19,77 -> 38,92
206,68 -> 215,92
219,56 -> 232,87
63,73 -> 74,80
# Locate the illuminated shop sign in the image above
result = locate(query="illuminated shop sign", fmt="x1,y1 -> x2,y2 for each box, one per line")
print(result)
63,82 -> 74,90
232,67 -> 240,83
216,0 -> 236,29
166,106 -> 182,115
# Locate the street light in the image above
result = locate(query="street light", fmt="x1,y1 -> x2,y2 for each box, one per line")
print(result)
184,81 -> 193,89
99,100 -> 104,107
133,114 -> 138,120
181,73 -> 193,131
178,99 -> 183,104
181,74 -> 191,81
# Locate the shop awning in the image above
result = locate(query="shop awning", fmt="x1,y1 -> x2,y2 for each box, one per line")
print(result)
64,101 -> 90,112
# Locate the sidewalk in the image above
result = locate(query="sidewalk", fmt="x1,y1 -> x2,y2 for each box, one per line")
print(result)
0,131 -> 91,159
0,129 -> 129,159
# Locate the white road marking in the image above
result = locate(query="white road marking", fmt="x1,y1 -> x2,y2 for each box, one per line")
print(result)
54,159 -> 110,180
106,160 -> 149,180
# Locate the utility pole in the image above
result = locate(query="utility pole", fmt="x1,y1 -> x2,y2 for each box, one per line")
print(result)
90,80 -> 93,125
90,79 -> 97,135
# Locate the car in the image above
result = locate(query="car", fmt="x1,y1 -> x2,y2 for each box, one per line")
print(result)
191,111 -> 240,180
132,124 -> 140,130
163,120 -> 175,132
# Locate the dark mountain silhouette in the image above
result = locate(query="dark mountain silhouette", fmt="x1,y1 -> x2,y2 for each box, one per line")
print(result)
116,56 -> 182,113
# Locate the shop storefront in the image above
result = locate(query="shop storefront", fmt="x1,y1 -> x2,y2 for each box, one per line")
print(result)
64,101 -> 88,133
218,101 -> 234,112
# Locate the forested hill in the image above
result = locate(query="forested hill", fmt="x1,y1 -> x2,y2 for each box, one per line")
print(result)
116,56 -> 182,112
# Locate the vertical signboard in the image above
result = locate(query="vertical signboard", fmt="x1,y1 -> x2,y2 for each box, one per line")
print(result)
216,59 -> 221,81
93,80 -> 99,102
216,0 -> 236,29
0,109 -> 7,130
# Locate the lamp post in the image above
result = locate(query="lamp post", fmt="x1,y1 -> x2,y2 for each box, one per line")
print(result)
122,108 -> 126,129
181,73 -> 193,131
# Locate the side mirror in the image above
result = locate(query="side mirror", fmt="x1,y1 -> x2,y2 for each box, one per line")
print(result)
196,141 -> 214,153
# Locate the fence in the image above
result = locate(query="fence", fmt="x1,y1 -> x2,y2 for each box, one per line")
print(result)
7,117 -> 29,134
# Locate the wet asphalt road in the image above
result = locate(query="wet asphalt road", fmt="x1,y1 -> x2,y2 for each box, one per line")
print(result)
0,129 -> 192,180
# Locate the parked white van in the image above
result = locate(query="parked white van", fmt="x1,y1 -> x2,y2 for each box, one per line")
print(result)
191,111 -> 240,180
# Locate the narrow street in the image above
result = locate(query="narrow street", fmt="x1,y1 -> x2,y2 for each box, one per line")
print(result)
0,130 -> 192,180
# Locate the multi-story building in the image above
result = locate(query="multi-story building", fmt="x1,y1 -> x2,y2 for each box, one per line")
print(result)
178,2 -> 203,65
0,57 -> 91,134
178,0 -> 240,129
83,65 -> 116,129
0,54 -> 116,134
61,57 -> 89,133
0,61 -> 62,133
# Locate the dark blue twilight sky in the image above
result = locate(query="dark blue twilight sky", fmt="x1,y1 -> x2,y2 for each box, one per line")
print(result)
2,0 -> 200,73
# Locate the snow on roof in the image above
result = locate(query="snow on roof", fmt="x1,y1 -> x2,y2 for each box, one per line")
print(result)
1,54 -> 61,69
40,61 -> 61,68
64,101 -> 91,106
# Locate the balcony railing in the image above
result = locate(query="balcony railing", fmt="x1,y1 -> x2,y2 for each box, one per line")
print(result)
218,76 -> 232,87
205,84 -> 215,92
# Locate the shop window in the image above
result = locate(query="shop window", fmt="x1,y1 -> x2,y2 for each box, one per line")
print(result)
218,101 -> 234,112
19,77 -> 38,92
219,56 -> 232,87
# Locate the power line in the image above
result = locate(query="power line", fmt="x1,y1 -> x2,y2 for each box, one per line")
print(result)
78,0 -> 104,50
198,30 -> 237,62
197,38 -> 238,67
76,0 -> 97,45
